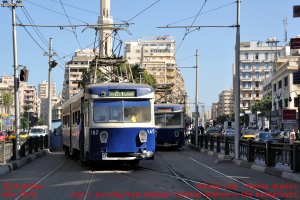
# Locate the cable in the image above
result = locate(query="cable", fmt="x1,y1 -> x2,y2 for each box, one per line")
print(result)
167,1 -> 236,26
126,0 -> 161,23
21,7 -> 49,49
59,0 -> 82,49
24,0 -> 89,24
176,0 -> 208,54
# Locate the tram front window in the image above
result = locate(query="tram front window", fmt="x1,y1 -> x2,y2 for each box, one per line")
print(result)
93,100 -> 151,123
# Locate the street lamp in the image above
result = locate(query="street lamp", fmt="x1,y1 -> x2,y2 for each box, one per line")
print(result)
289,91 -> 300,130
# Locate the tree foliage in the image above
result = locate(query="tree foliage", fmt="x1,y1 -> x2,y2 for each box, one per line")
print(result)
251,94 -> 272,116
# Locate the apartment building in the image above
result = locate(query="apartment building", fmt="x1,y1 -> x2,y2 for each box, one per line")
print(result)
62,49 -> 96,101
271,55 -> 300,130
217,89 -> 234,116
124,36 -> 186,103
239,39 -> 286,112
38,80 -> 56,99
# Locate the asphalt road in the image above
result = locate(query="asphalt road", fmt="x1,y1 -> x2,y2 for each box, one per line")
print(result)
0,147 -> 299,200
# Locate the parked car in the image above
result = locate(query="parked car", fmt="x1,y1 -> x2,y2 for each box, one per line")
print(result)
223,128 -> 235,137
206,127 -> 222,137
0,131 -> 8,141
241,129 -> 259,140
255,132 -> 274,142
19,131 -> 29,140
29,125 -> 48,137
7,130 -> 16,140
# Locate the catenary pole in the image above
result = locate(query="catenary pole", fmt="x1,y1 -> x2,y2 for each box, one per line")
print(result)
195,49 -> 199,147
48,38 -> 53,150
234,0 -> 241,159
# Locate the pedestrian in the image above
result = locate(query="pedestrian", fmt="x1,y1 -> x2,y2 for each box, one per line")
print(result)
289,129 -> 296,144
296,130 -> 300,141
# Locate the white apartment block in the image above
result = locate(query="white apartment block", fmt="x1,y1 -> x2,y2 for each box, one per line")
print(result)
239,39 -> 286,112
218,89 -> 234,116
62,49 -> 96,101
124,36 -> 186,103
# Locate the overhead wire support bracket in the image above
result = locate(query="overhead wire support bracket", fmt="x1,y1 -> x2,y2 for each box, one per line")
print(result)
16,23 -> 132,30
157,25 -> 238,29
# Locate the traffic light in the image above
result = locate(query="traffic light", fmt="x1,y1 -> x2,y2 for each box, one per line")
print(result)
20,68 -> 28,82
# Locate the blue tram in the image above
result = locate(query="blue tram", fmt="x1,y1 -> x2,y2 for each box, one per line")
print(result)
61,83 -> 156,163
154,104 -> 185,148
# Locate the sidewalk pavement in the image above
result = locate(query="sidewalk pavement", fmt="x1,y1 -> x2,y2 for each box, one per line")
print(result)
188,144 -> 300,184
0,149 -> 48,176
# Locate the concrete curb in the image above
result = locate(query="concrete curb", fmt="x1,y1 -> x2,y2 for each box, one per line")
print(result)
0,150 -> 48,176
188,144 -> 300,184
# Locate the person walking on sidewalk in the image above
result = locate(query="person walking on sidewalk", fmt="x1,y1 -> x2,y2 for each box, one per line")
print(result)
289,129 -> 296,144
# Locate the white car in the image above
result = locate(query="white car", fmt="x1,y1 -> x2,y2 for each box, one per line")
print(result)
29,126 -> 48,137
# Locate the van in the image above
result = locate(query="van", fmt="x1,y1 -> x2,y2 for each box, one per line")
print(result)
29,125 -> 48,137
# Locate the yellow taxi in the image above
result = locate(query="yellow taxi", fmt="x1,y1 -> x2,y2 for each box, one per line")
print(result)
240,129 -> 259,140
19,131 -> 29,140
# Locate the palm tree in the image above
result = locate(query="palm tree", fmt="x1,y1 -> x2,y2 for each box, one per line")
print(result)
22,104 -> 32,130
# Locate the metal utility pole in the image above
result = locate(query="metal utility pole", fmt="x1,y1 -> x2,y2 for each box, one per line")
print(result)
234,0 -> 241,160
2,0 -> 23,159
47,38 -> 57,150
195,49 -> 199,147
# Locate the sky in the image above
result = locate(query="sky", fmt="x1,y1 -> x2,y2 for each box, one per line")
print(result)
1,0 -> 300,112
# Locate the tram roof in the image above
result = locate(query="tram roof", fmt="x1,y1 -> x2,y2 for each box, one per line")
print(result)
86,83 -> 154,96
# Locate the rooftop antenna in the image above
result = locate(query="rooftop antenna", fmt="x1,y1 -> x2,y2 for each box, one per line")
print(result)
283,18 -> 288,46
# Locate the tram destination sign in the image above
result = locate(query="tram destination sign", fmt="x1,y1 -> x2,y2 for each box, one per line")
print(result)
109,90 -> 136,97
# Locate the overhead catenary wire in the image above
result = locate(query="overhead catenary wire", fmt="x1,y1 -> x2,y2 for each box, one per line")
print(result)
24,0 -> 89,24
59,0 -> 82,50
126,0 -> 161,23
166,1 -> 236,27
176,0 -> 208,54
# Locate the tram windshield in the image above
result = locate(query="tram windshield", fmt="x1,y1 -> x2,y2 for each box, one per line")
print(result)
155,113 -> 182,126
93,100 -> 151,123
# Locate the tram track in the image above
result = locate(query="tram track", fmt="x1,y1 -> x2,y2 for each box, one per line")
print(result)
150,151 -> 282,200
14,161 -> 66,200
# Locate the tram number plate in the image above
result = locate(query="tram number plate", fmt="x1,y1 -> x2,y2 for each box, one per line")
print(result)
102,153 -> 107,158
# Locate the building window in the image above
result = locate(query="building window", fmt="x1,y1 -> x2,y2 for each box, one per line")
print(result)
278,80 -> 282,89
244,53 -> 248,60
273,83 -> 276,92
265,53 -> 269,60
264,63 -> 269,70
255,63 -> 259,70
256,92 -> 259,97
255,82 -> 259,87
284,76 -> 288,87
284,98 -> 288,107
255,53 -> 259,60
294,97 -> 299,108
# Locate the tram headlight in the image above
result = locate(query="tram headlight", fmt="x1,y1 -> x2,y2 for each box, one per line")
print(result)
174,130 -> 179,137
139,130 -> 147,143
100,131 -> 108,143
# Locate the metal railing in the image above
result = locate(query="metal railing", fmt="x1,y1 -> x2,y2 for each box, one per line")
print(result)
0,136 -> 48,164
190,134 -> 300,172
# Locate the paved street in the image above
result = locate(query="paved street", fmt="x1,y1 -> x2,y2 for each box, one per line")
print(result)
0,147 -> 299,200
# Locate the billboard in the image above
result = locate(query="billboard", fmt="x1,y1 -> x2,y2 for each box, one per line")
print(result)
282,109 -> 297,123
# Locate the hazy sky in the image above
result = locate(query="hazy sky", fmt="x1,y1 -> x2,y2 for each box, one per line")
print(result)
1,0 -> 299,111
